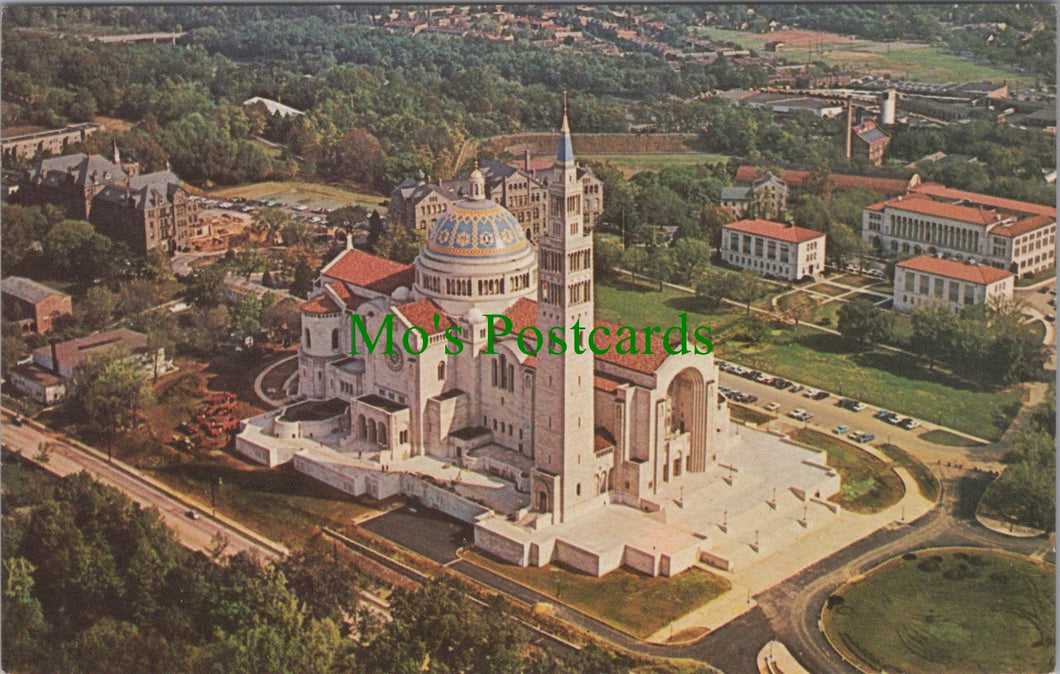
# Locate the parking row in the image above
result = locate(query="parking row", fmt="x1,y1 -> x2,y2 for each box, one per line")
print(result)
718,359 -> 925,442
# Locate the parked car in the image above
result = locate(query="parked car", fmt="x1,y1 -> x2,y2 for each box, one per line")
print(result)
185,510 -> 200,520
755,373 -> 775,385
899,418 -> 920,430
838,398 -> 866,412
833,424 -> 850,435
811,391 -> 831,401
787,408 -> 813,421
764,402 -> 781,412
771,378 -> 792,390
873,409 -> 893,420
849,431 -> 875,443
790,384 -> 805,394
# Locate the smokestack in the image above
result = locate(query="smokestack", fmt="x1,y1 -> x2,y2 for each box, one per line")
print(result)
524,148 -> 531,172
50,342 -> 59,375
845,100 -> 854,161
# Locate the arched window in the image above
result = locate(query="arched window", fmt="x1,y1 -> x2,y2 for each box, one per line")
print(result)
304,328 -> 311,349
331,329 -> 339,350
437,361 -> 445,381
367,419 -> 377,444
378,424 -> 388,446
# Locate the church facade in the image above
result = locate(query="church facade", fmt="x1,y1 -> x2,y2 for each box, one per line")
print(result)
237,114 -> 736,576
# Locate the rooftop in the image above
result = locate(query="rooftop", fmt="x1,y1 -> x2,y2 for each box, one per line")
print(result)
321,248 -> 415,295
2,276 -> 68,304
723,219 -> 825,244
33,328 -> 148,371
896,255 -> 1013,285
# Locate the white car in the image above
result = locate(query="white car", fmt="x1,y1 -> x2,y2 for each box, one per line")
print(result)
764,402 -> 781,412
803,388 -> 818,398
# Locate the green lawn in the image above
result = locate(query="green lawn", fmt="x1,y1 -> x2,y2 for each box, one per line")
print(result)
1,450 -> 61,508
581,153 -> 730,178
699,28 -> 1034,87
822,548 -> 1055,674
152,462 -> 378,548
729,403 -> 774,426
210,181 -> 387,213
789,428 -> 904,513
878,443 -> 941,501
596,279 -> 1021,440
464,550 -> 730,639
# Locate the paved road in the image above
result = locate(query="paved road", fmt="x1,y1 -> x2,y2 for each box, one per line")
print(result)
2,413 -> 278,561
170,250 -> 225,277
360,506 -> 472,565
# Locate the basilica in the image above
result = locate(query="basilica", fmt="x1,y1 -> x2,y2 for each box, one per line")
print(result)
237,113 -> 836,578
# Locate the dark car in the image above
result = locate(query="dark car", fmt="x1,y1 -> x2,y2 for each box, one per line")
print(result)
811,391 -> 830,401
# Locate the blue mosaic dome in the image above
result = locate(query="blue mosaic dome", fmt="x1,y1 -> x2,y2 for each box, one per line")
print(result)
426,198 -> 530,259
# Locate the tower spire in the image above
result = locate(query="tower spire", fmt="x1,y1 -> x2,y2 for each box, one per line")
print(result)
556,92 -> 574,164
112,139 -> 121,166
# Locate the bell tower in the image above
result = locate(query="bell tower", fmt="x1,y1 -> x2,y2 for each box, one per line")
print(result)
531,98 -> 597,524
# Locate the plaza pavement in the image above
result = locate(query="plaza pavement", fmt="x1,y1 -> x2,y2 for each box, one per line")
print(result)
643,450 -> 934,642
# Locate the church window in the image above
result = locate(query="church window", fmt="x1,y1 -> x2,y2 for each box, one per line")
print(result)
576,483 -> 581,496
437,361 -> 445,380
331,329 -> 339,350
491,360 -> 498,387
304,329 -> 311,348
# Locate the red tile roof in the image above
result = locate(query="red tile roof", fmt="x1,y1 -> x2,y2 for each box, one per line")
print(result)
723,219 -> 825,244
896,256 -> 1013,284
881,194 -> 999,225
991,215 -> 1055,238
393,299 -> 452,335
321,249 -> 415,294
503,297 -> 538,333
326,282 -> 371,310
912,183 -> 1056,218
735,166 -> 911,196
301,294 -> 341,315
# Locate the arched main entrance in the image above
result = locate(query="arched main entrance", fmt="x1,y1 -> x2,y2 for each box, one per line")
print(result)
666,368 -> 707,472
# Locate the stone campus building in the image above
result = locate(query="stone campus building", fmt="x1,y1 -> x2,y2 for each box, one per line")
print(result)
17,146 -> 200,255
389,153 -> 603,244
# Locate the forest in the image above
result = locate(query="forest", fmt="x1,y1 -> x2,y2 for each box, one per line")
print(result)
1,467 -> 636,673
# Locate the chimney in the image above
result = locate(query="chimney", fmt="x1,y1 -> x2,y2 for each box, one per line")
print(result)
50,342 -> 59,375
524,148 -> 531,172
845,100 -> 854,161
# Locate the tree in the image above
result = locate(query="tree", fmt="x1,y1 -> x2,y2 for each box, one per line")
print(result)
373,224 -> 424,265
255,207 -> 290,242
910,305 -> 958,369
260,268 -> 274,288
80,286 -> 118,331
71,346 -> 153,457
620,247 -> 648,283
593,239 -> 623,281
784,292 -> 815,327
694,271 -> 735,310
365,210 -> 384,251
187,263 -> 228,307
263,298 -> 301,346
644,248 -> 674,290
826,222 -> 864,270
837,298 -> 893,347
290,257 -> 316,299
732,269 -> 768,315
42,220 -> 113,282
280,220 -> 314,248
671,238 -> 712,285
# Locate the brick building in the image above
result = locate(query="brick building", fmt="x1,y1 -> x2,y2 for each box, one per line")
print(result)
1,276 -> 73,334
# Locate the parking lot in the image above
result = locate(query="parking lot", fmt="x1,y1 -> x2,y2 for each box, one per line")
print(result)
360,504 -> 473,565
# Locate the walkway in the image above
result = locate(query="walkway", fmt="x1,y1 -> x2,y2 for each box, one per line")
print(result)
253,353 -> 300,408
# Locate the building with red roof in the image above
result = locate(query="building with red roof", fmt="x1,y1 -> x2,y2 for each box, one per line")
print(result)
721,219 -> 826,280
894,255 -> 1014,313
862,186 -> 1056,277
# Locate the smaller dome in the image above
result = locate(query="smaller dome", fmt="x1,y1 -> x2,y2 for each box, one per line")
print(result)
464,308 -> 485,323
391,286 -> 410,301
426,199 -> 530,260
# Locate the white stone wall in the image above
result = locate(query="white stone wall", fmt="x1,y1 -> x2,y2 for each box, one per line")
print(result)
474,524 -> 529,565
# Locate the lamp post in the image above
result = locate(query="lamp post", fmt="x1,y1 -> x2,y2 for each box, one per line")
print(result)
211,477 -> 222,517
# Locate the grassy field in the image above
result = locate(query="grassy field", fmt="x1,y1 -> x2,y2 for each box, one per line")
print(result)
822,548 -> 1055,674
596,279 -> 1022,440
1016,266 -> 1056,288
729,403 -> 774,426
582,153 -> 730,178
210,181 -> 387,213
699,27 -> 1034,87
788,428 -> 904,513
153,462 -> 377,548
878,443 -> 941,501
464,550 -> 730,639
